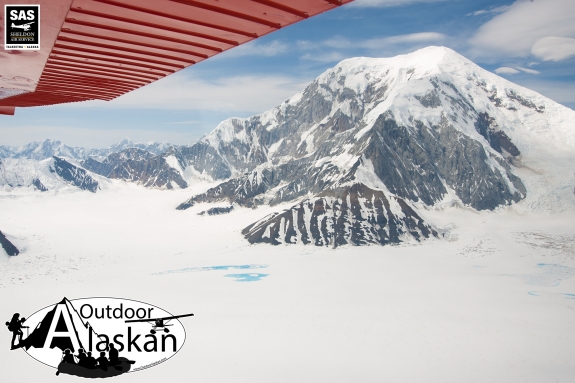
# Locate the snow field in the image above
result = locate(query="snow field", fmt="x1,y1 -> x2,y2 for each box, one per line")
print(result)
1,183 -> 574,383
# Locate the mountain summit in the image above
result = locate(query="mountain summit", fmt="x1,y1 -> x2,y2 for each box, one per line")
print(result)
172,46 -> 575,246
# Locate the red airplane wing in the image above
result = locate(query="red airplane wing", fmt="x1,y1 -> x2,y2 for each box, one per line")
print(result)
0,0 -> 354,115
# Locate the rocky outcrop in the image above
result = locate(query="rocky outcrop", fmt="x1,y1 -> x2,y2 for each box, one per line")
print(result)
242,183 -> 437,247
50,157 -> 99,193
177,112 -> 525,212
198,206 -> 234,216
361,114 -> 525,210
82,148 -> 187,189
0,230 -> 19,256
175,143 -> 232,180
32,178 -> 48,192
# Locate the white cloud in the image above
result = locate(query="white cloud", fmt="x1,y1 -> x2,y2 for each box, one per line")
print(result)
296,40 -> 315,50
470,9 -> 487,16
301,52 -> 347,63
221,40 -> 289,58
494,66 -> 540,75
516,67 -> 540,75
350,0 -> 449,7
298,33 -> 446,63
302,32 -> 446,51
369,32 -> 446,46
164,120 -> 201,125
70,72 -> 312,114
495,67 -> 520,75
470,0 -> 575,60
320,37 -> 353,50
531,36 -> 575,61
466,5 -> 510,17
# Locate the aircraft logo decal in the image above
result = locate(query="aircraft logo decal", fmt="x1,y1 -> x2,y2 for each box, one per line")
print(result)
4,4 -> 40,50
11,21 -> 35,31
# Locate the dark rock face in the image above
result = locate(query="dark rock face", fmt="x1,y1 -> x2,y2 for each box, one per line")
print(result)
175,143 -> 231,180
474,112 -> 521,156
81,157 -> 115,177
0,230 -> 19,256
198,206 -> 234,216
242,184 -> 437,247
364,115 -> 525,210
415,90 -> 442,108
178,112 -> 526,212
50,157 -> 99,193
82,148 -> 187,189
82,148 -> 153,178
108,155 -> 187,189
176,166 -> 292,209
176,155 -> 346,210
32,178 -> 48,192
506,90 -> 545,113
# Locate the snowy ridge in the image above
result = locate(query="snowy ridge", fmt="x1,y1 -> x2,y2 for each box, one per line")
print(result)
0,157 -> 104,193
81,148 -> 187,190
0,139 -> 88,161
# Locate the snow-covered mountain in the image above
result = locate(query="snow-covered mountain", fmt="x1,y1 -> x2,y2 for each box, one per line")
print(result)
81,147 -> 188,189
176,46 -> 574,246
0,139 -> 88,161
0,139 -> 174,191
86,139 -> 172,161
0,157 -> 101,193
0,138 -> 172,161
81,141 -> 232,188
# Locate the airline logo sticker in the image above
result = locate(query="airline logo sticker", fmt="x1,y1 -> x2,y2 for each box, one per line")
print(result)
6,297 -> 193,378
4,4 -> 40,50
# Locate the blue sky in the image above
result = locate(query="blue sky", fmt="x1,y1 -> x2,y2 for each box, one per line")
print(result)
2,0 -> 574,148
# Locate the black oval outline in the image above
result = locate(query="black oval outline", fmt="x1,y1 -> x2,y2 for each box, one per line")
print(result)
21,296 -> 187,373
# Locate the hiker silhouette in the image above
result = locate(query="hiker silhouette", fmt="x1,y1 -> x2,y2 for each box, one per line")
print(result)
5,313 -> 28,350
17,299 -> 82,352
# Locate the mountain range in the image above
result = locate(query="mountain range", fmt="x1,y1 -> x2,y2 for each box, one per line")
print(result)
2,47 -> 574,248
0,138 -> 171,161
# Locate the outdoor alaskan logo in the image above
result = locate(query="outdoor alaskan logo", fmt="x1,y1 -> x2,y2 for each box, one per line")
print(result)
4,4 -> 40,50
6,297 -> 193,378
